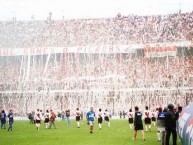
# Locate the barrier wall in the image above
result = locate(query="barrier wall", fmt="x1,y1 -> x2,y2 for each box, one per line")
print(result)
178,102 -> 193,145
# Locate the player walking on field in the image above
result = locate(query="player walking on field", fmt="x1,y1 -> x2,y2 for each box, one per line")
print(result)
75,108 -> 81,128
151,110 -> 157,127
44,110 -> 50,129
7,109 -> 14,131
144,106 -> 151,132
97,108 -> 103,130
104,109 -> 110,127
1,110 -> 6,129
35,111 -> 41,130
86,107 -> 96,134
128,109 -> 134,129
133,106 -> 145,141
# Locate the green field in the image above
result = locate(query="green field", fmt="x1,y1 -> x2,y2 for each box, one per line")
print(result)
0,119 -> 182,145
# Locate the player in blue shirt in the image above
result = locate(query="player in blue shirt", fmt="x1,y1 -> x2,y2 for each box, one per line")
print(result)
7,109 -> 14,131
157,107 -> 167,144
86,107 -> 96,133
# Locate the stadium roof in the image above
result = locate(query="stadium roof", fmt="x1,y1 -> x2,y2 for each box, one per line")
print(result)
0,0 -> 193,21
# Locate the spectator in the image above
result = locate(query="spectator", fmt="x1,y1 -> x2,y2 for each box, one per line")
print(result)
175,106 -> 182,120
157,107 -> 167,144
0,11 -> 192,115
65,109 -> 70,126
165,104 -> 177,145
49,110 -> 56,129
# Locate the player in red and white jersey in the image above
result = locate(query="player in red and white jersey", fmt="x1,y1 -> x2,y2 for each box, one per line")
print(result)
34,109 -> 40,121
75,108 -> 81,128
151,110 -> 157,127
44,109 -> 50,129
143,106 -> 151,132
35,110 -> 41,130
104,109 -> 110,127
97,108 -> 103,130
128,109 -> 134,129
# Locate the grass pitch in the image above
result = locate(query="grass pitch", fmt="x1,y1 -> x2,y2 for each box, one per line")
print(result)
0,119 -> 182,145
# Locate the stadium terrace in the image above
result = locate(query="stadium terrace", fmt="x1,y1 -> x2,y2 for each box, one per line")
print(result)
0,11 -> 193,115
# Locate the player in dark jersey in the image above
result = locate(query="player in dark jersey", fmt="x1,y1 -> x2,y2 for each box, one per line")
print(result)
7,109 -> 14,131
1,110 -> 6,129
133,106 -> 145,141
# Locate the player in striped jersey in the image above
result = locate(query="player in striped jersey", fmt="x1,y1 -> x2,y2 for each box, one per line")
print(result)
104,109 -> 111,128
128,109 -> 134,129
144,106 -> 151,132
97,108 -> 103,130
75,108 -> 81,128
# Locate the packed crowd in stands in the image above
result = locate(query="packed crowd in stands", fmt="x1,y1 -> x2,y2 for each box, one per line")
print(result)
0,54 -> 193,91
0,11 -> 192,48
0,53 -> 192,115
0,11 -> 193,115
